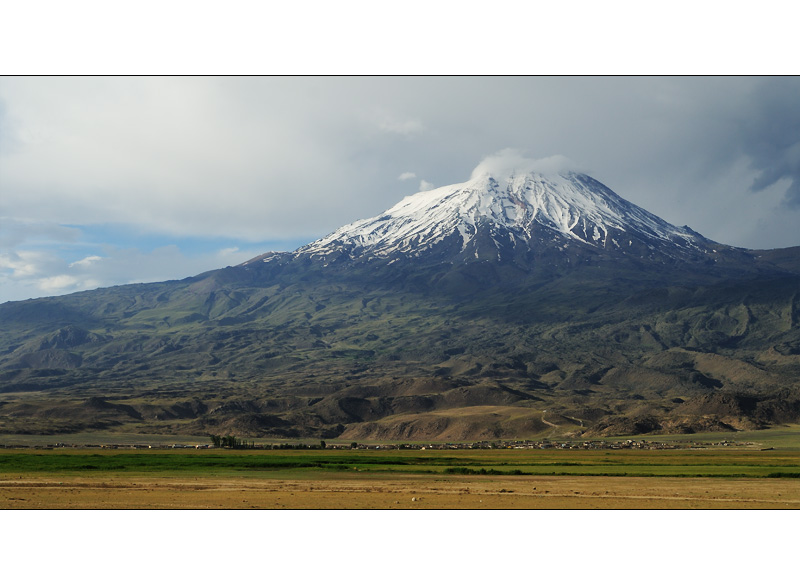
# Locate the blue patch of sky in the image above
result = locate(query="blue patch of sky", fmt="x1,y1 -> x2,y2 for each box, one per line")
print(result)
22,223 -> 313,265
75,224 -> 311,254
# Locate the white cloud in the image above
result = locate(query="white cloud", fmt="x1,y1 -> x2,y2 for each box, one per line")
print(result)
397,171 -> 416,181
38,274 -> 79,291
470,149 -> 581,180
0,250 -> 51,278
0,238 -> 276,302
419,180 -> 435,191
69,255 -> 104,268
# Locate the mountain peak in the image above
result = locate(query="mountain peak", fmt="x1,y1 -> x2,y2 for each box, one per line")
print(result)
296,162 -> 710,264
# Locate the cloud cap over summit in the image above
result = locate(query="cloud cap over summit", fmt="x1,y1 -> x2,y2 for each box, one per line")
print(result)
470,150 -> 582,181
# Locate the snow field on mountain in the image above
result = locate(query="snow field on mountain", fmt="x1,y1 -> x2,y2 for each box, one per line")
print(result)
299,169 -> 705,260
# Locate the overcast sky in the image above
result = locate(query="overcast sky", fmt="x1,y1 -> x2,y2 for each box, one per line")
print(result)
2,76 -> 800,303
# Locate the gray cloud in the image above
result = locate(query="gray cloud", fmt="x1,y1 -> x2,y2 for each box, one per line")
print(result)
0,98 -> 19,155
739,77 -> 800,207
0,218 -> 82,248
2,76 -> 800,302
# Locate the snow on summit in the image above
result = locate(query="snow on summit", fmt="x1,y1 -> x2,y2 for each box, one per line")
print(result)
298,153 -> 707,262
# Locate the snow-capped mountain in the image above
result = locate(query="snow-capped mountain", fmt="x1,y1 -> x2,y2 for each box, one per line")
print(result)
291,169 -> 714,265
5,162 -> 800,441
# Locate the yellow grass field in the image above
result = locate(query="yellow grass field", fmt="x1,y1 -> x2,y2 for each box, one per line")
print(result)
3,427 -> 800,509
3,475 -> 800,509
4,468 -> 800,509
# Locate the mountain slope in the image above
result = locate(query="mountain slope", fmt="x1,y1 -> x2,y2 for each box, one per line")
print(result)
2,167 -> 800,440
249,170 -> 772,289
300,171 -> 706,260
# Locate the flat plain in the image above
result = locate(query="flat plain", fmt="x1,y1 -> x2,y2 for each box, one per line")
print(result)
2,432 -> 800,509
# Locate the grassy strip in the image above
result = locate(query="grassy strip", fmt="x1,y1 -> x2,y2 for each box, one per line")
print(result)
0,453 -> 381,473
1,450 -> 799,479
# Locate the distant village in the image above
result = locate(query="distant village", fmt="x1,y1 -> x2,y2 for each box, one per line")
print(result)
3,437 -> 757,450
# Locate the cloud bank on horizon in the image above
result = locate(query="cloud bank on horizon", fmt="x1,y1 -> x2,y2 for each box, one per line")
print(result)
1,76 -> 800,303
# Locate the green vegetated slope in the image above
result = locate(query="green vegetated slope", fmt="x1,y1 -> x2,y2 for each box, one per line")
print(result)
1,252 -> 800,440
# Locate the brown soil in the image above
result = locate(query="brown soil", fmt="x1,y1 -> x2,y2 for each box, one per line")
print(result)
2,474 -> 799,509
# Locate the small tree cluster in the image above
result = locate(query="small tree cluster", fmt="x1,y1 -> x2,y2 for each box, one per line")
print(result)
209,435 -> 254,449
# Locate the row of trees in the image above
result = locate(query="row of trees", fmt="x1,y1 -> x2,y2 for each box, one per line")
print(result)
208,435 -> 255,449
209,435 -> 331,449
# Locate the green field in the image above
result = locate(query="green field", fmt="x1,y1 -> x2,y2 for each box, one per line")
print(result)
2,447 -> 799,479
2,425 -> 799,483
